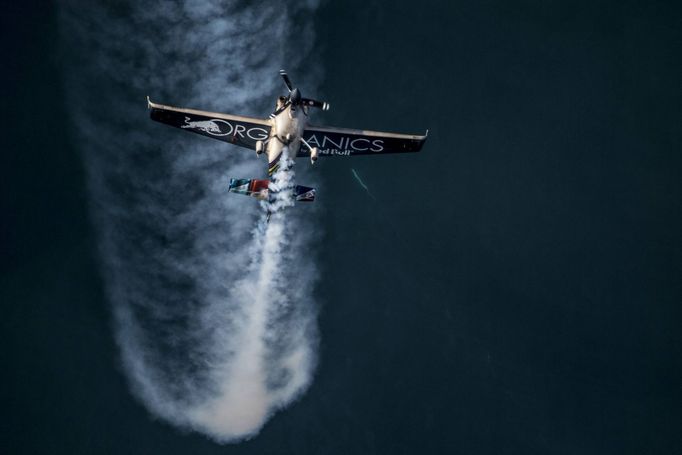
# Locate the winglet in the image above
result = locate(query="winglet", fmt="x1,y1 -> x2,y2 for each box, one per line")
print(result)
147,96 -> 152,109
425,129 -> 429,137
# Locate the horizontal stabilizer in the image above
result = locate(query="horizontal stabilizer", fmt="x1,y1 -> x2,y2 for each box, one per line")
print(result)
294,185 -> 316,202
228,178 -> 270,200
228,179 -> 315,202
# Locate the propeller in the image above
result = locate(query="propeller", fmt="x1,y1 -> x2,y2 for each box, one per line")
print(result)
279,69 -> 294,92
301,98 -> 330,111
271,70 -> 330,118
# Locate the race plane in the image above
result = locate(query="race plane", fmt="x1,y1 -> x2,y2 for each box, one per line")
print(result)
147,70 -> 427,210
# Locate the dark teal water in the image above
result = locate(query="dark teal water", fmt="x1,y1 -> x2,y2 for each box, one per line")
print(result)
2,1 -> 681,453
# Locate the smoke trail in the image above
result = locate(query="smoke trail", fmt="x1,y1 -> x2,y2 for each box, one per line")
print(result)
59,0 -> 321,443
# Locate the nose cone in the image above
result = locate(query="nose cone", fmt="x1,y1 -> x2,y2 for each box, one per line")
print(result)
290,88 -> 301,105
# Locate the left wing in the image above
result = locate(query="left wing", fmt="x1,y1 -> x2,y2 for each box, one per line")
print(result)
147,97 -> 271,150
299,124 -> 427,157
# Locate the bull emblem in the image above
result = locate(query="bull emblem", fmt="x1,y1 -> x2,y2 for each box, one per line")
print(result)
180,116 -> 223,134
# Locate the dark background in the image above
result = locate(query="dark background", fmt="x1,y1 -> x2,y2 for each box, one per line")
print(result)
2,1 -> 680,453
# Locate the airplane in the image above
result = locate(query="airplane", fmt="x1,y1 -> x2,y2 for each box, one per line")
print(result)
147,70 -> 427,213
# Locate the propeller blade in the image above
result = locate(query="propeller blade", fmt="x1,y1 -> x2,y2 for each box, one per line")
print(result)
301,98 -> 330,111
279,69 -> 293,92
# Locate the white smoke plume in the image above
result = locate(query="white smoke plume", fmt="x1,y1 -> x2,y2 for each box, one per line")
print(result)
59,0 -> 321,443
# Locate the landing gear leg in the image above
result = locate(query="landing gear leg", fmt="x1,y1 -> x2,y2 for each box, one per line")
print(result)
300,138 -> 319,165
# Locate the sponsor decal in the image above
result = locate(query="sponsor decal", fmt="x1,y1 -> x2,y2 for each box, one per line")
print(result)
319,149 -> 352,156
180,116 -> 269,141
305,134 -> 385,154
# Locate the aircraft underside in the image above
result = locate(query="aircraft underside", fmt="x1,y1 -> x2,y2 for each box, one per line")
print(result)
148,70 -> 427,216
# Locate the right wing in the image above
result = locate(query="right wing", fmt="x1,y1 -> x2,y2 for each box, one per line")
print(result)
147,97 -> 271,150
299,124 -> 427,157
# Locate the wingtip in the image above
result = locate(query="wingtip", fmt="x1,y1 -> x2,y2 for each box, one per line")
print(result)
146,95 -> 151,109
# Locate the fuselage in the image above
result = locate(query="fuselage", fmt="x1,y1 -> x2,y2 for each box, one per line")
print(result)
266,98 -> 309,177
